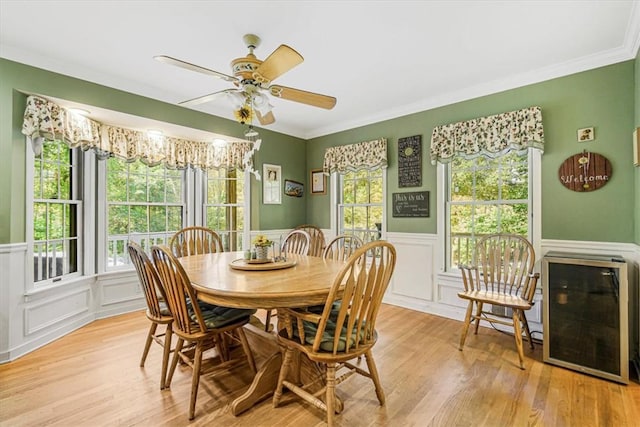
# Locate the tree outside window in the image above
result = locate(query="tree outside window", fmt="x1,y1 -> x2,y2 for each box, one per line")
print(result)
105,158 -> 183,268
447,150 -> 530,269
339,169 -> 384,243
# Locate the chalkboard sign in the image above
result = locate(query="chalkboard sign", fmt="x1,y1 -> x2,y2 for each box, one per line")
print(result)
392,191 -> 429,217
398,135 -> 422,187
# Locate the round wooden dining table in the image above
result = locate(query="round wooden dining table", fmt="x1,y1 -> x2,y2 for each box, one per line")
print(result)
177,251 -> 346,416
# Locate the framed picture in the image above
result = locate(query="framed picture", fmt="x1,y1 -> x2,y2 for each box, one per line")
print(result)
284,179 -> 304,197
311,169 -> 326,195
263,163 -> 281,204
577,127 -> 594,142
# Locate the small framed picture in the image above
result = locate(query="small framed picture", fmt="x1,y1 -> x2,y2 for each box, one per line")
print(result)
311,169 -> 326,195
284,179 -> 304,197
577,127 -> 594,142
263,163 -> 281,204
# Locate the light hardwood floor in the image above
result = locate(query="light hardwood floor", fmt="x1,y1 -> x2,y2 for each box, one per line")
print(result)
1,304 -> 639,426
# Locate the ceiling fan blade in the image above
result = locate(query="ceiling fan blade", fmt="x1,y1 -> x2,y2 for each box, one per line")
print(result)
253,45 -> 303,84
269,85 -> 337,110
256,110 -> 275,125
154,55 -> 238,82
179,89 -> 238,107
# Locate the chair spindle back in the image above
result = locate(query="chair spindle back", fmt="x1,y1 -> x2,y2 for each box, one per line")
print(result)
128,241 -> 166,320
170,226 -> 224,257
151,245 -> 207,336
322,234 -> 364,262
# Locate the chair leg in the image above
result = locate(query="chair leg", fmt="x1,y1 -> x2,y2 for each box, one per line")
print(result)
459,301 -> 474,350
326,362 -> 337,427
188,342 -> 204,420
140,322 -> 158,367
520,311 -> 534,350
166,338 -> 184,387
512,310 -> 525,370
160,324 -> 172,389
364,350 -> 385,405
473,302 -> 483,334
237,327 -> 257,374
273,347 -> 294,407
216,333 -> 229,362
264,310 -> 273,332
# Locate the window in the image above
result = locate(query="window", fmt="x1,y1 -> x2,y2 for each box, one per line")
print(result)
204,167 -> 246,251
338,169 -> 385,243
446,150 -> 531,270
105,158 -> 184,268
31,140 -> 82,283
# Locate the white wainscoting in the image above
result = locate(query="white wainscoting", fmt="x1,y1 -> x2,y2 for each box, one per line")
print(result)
1,236 -> 638,363
382,234 -> 639,343
0,243 -> 145,363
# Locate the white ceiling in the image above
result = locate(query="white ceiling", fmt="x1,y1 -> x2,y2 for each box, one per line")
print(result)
1,1 -> 639,141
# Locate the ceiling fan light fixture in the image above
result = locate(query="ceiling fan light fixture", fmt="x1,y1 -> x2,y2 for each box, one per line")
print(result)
252,92 -> 272,115
227,91 -> 246,109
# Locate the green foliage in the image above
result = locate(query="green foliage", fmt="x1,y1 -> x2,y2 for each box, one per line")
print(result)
449,151 -> 530,266
33,140 -> 75,242
106,158 -> 184,238
340,169 -> 383,242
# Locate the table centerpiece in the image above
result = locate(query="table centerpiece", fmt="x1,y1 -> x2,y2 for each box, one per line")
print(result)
252,234 -> 273,260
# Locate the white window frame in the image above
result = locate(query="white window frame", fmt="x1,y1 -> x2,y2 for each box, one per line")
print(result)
436,149 -> 541,275
25,137 -> 95,292
196,167 -> 251,252
97,158 -> 188,272
330,169 -> 387,242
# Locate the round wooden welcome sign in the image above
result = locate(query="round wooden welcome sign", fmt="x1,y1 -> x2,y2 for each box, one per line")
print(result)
558,151 -> 612,192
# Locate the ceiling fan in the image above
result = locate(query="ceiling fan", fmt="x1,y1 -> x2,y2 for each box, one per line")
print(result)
154,34 -> 337,126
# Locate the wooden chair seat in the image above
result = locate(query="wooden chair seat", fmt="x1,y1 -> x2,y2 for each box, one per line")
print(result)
277,325 -> 376,363
190,305 -> 256,329
457,290 -> 533,310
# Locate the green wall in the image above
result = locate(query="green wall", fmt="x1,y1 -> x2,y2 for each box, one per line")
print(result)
635,50 -> 640,245
1,58 -> 637,245
0,58 -> 307,244
308,61 -> 636,243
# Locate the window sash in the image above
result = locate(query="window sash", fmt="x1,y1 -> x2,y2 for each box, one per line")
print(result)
445,151 -> 532,270
203,167 -> 246,251
28,139 -> 83,287
103,158 -> 186,270
337,170 -> 385,244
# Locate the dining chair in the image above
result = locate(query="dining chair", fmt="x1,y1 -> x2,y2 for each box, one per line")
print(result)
294,224 -> 326,256
457,233 -> 540,369
170,226 -> 224,257
262,229 -> 313,331
281,229 -> 311,256
322,234 -> 364,262
151,245 -> 257,420
127,241 -> 173,390
273,240 -> 397,426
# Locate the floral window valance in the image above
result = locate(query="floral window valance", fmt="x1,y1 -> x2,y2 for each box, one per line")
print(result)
21,95 -> 256,173
429,106 -> 544,164
323,138 -> 387,174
